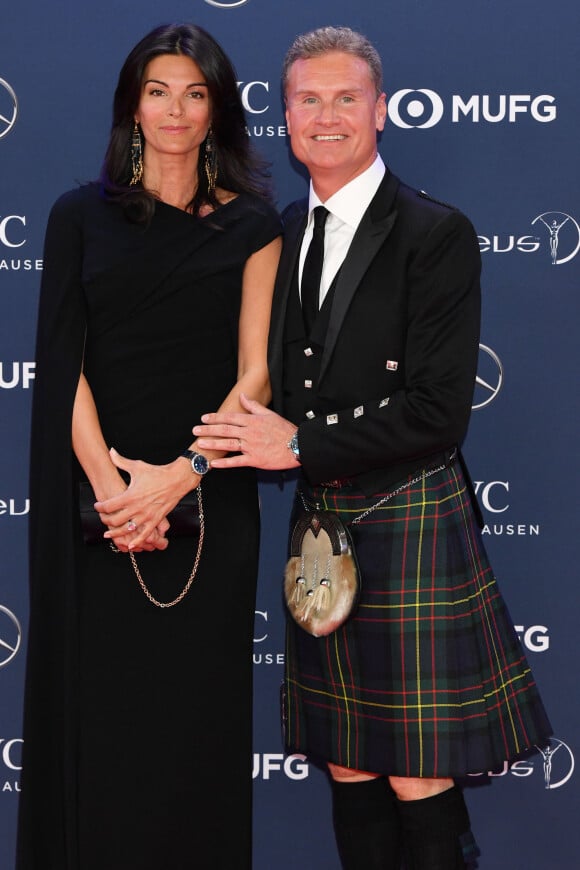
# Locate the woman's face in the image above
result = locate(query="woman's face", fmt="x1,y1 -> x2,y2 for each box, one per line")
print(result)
135,54 -> 212,162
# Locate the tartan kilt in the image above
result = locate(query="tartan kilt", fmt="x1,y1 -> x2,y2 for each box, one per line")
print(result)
283,458 -> 552,778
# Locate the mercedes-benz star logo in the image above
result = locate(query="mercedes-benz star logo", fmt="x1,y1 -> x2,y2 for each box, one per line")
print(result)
0,78 -> 18,139
204,0 -> 249,7
0,605 -> 22,668
473,343 -> 503,410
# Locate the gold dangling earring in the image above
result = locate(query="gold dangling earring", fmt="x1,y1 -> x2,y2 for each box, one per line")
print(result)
130,121 -> 143,186
204,128 -> 217,193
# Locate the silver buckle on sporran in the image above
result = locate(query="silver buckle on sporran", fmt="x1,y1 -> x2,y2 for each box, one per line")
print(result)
284,511 -> 360,638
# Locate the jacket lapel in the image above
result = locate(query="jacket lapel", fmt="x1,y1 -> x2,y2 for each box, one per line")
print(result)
319,171 -> 400,384
268,200 -> 307,406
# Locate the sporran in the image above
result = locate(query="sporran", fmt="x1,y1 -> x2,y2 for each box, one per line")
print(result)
284,511 -> 360,638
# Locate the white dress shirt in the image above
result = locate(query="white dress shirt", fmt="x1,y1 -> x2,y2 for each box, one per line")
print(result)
299,155 -> 386,307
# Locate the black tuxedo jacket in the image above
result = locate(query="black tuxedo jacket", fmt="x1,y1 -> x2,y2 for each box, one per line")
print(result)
268,169 -> 482,496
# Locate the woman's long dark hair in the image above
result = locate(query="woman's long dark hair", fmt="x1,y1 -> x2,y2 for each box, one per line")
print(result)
100,23 -> 271,221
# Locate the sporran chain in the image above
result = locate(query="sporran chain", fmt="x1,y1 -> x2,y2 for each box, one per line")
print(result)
300,460 -> 448,525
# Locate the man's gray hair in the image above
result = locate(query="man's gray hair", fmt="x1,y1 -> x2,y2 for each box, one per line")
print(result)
282,26 -> 383,97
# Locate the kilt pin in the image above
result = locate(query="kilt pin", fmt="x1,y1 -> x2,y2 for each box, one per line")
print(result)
284,459 -> 551,778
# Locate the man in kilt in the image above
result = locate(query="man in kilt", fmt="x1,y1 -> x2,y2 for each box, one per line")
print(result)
196,25 -> 552,870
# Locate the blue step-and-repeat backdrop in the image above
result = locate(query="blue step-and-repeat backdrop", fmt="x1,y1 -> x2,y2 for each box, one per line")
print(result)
1,1 -> 578,867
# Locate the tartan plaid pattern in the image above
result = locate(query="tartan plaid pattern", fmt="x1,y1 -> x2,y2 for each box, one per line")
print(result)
284,460 -> 552,777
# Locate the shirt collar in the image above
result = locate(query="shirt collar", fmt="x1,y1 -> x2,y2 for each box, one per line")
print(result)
308,154 -> 386,229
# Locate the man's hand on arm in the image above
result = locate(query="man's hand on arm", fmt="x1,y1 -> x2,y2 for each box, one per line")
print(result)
194,393 -> 300,471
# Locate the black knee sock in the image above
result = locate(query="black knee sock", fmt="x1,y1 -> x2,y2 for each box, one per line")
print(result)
397,785 -> 480,869
331,776 -> 402,870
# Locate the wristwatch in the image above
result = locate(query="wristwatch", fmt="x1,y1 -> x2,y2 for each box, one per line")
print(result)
180,449 -> 210,476
287,430 -> 301,463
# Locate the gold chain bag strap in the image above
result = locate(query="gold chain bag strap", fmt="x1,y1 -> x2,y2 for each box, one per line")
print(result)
285,455 -> 452,637
113,485 -> 205,609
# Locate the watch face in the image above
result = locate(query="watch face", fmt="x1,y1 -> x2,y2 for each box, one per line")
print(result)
192,453 -> 209,475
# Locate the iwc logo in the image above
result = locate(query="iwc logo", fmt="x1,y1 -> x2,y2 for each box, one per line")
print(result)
474,479 -> 540,537
1,736 -> 22,794
0,78 -> 18,139
534,738 -> 575,790
253,610 -> 284,666
531,211 -> 580,265
0,605 -> 21,668
473,344 -> 503,410
0,213 -> 43,271
204,0 -> 249,7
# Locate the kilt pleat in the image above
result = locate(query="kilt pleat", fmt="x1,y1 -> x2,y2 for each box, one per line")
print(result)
284,460 -> 552,777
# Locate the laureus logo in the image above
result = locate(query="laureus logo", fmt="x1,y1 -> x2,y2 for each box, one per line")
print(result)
0,78 -> 18,139
531,211 -> 580,265
534,738 -> 575,790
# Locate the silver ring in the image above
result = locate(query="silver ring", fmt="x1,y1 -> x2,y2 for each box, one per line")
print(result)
127,520 -> 137,532
238,438 -> 242,451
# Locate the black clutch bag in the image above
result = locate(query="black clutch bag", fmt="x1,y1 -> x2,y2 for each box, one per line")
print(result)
78,481 -> 201,545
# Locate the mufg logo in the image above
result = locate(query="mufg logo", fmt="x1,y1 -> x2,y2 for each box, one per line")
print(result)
388,90 -> 556,128
0,362 -> 36,389
252,753 -> 309,780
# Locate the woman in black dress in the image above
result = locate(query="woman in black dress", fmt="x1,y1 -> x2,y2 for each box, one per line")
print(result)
17,24 -> 281,869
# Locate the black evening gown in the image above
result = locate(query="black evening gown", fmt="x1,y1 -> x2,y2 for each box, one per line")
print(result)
17,185 -> 281,869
